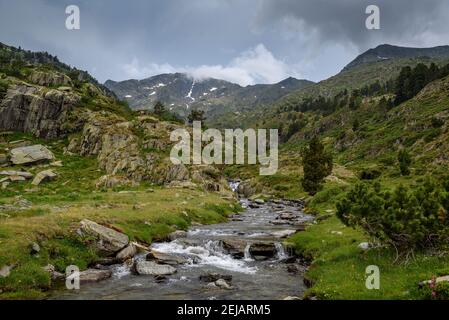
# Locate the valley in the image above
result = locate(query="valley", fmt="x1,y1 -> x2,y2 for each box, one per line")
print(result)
2,40 -> 449,301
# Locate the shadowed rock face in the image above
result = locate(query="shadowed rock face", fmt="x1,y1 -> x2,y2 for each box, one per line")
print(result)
0,84 -> 80,139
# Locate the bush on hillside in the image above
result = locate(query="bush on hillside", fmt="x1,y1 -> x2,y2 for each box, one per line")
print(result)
336,178 -> 449,256
301,137 -> 333,195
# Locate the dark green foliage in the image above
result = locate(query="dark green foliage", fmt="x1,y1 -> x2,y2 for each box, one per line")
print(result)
336,178 -> 449,252
394,63 -> 449,105
398,149 -> 412,176
359,168 -> 382,180
0,79 -> 8,99
301,137 -> 333,195
187,109 -> 206,124
153,101 -> 166,115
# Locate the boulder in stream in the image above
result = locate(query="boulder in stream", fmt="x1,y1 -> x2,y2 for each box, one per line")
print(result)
146,250 -> 188,265
249,242 -> 277,260
134,260 -> 177,276
79,269 -> 112,283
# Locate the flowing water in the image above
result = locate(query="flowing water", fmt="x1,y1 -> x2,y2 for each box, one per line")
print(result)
53,184 -> 313,300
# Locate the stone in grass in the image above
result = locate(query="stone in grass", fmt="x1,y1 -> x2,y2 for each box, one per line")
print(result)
9,145 -> 54,165
32,169 -> 57,186
0,170 -> 33,179
79,219 -> 129,254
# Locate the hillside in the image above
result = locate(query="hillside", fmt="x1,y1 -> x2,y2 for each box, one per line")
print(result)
209,45 -> 449,129
105,73 -> 314,122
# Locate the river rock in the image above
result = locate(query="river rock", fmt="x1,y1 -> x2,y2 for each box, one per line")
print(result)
222,239 -> 247,259
215,278 -> 232,290
79,219 -> 129,254
32,169 -> 57,186
9,145 -> 55,165
116,244 -> 137,261
199,273 -> 233,283
278,212 -> 297,220
167,230 -> 188,241
272,230 -> 297,238
254,199 -> 265,204
79,269 -> 112,283
283,296 -> 301,300
43,264 -> 65,281
146,250 -> 188,265
249,242 -> 276,260
134,261 -> 177,276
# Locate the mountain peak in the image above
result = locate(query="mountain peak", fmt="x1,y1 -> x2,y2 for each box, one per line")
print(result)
343,44 -> 449,71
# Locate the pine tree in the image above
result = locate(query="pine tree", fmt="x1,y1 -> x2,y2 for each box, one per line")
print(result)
301,137 -> 333,195
187,109 -> 206,124
398,149 -> 412,176
153,101 -> 166,115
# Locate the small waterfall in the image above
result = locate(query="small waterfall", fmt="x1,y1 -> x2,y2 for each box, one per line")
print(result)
244,243 -> 253,261
275,242 -> 288,260
229,180 -> 241,192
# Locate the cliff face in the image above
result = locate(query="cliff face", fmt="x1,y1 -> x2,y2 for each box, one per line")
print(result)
0,83 -> 81,139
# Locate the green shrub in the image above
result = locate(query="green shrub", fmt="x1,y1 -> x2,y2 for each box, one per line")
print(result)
398,149 -> 412,176
301,137 -> 333,195
336,178 -> 449,254
359,168 -> 382,180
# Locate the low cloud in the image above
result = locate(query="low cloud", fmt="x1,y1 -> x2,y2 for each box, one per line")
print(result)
122,44 -> 301,86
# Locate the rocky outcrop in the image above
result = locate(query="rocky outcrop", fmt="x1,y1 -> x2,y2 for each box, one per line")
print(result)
29,71 -> 72,87
78,219 -> 129,255
0,84 -> 81,139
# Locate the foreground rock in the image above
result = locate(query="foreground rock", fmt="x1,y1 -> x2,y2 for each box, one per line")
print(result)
134,260 -> 177,276
31,169 -> 57,186
79,269 -> 112,283
167,230 -> 188,241
9,145 -> 54,165
222,239 -> 247,259
0,264 -> 16,278
147,250 -> 188,265
249,242 -> 276,260
79,219 -> 129,254
116,244 -> 137,261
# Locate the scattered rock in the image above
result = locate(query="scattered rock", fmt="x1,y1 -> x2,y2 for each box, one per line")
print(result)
134,260 -> 177,276
0,264 -> 15,278
358,242 -> 370,250
79,219 -> 129,254
30,242 -> 40,255
199,273 -> 233,283
31,169 -> 57,186
50,160 -> 63,167
283,296 -> 301,300
167,230 -> 188,241
419,275 -> 449,287
9,145 -> 54,165
254,199 -> 265,204
154,275 -> 168,283
272,230 -> 297,238
43,264 -> 65,281
79,269 -> 112,283
116,244 -> 137,261
215,278 -> 232,290
0,170 -> 33,179
9,175 -> 26,182
331,231 -> 343,236
146,250 -> 188,265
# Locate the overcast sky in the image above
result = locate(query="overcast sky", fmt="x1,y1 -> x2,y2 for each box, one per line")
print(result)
1,0 -> 448,85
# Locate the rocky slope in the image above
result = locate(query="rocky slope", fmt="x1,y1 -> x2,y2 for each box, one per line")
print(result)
0,43 -> 232,195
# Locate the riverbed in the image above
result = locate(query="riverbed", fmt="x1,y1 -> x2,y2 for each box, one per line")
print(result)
53,196 -> 312,300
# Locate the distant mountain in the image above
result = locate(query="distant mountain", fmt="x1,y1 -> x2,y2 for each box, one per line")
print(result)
344,44 -> 449,70
105,73 -> 314,120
